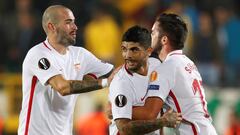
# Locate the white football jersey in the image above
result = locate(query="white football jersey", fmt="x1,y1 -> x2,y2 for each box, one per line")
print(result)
148,50 -> 217,135
109,57 -> 162,135
18,39 -> 113,135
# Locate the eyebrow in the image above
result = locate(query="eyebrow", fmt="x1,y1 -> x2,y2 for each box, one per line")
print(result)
130,47 -> 141,50
64,19 -> 74,22
121,46 -> 140,49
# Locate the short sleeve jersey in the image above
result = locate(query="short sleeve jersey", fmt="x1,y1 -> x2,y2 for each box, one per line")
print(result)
147,50 -> 215,134
109,57 -> 162,135
18,39 -> 113,135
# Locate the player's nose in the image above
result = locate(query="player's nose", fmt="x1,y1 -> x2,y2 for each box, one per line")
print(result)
72,23 -> 78,30
125,50 -> 134,59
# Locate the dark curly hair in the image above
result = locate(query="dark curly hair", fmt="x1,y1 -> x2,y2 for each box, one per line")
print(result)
122,25 -> 151,49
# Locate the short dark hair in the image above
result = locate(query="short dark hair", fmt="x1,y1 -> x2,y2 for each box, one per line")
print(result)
156,13 -> 188,50
122,25 -> 151,49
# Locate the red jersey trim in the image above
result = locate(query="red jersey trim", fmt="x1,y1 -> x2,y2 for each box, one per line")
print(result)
146,96 -> 163,99
169,90 -> 198,135
169,90 -> 181,113
182,118 -> 198,135
86,73 -> 98,79
43,41 -> 52,51
124,64 -> 133,76
191,123 -> 198,135
24,76 -> 37,135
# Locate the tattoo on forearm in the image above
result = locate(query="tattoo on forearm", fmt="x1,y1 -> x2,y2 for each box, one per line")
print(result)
69,80 -> 102,94
117,119 -> 163,135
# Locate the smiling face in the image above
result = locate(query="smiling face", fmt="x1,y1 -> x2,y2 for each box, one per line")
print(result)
121,41 -> 149,72
54,8 -> 78,46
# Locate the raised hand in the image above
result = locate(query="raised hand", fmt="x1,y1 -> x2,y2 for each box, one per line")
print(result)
161,109 -> 182,128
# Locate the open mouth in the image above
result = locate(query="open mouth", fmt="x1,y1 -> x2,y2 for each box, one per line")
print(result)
126,60 -> 136,66
70,31 -> 77,37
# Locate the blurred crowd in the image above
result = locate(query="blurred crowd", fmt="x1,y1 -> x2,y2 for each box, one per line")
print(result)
0,0 -> 240,87
0,0 -> 240,134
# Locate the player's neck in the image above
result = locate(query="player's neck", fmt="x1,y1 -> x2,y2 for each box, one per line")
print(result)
159,46 -> 172,61
48,38 -> 68,55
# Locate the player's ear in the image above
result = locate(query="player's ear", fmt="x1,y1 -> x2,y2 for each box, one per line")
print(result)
161,35 -> 168,45
48,22 -> 56,32
147,47 -> 153,56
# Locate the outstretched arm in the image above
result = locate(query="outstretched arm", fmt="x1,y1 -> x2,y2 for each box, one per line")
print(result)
47,69 -> 114,96
115,109 -> 182,135
107,97 -> 164,121
48,75 -> 103,96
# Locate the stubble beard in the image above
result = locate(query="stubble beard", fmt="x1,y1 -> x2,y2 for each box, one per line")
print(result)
127,59 -> 146,73
56,28 -> 76,47
128,64 -> 141,72
152,39 -> 163,54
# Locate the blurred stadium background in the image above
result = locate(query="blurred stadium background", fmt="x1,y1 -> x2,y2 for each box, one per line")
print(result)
0,0 -> 240,134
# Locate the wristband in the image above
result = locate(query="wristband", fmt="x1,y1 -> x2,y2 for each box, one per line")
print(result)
101,78 -> 108,88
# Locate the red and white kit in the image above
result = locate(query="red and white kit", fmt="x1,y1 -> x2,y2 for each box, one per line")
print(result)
148,50 -> 218,135
18,39 -> 113,135
109,57 -> 162,135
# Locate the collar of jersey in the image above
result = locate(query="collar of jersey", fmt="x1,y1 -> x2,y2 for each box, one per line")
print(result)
44,38 -> 69,57
165,50 -> 183,61
124,64 -> 149,78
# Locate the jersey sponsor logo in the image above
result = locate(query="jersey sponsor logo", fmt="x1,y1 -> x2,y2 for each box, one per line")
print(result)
140,92 -> 148,101
148,84 -> 160,90
115,94 -> 127,107
150,71 -> 158,82
38,58 -> 50,70
74,63 -> 81,71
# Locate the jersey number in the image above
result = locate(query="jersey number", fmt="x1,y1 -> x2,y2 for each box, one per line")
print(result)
192,79 -> 209,117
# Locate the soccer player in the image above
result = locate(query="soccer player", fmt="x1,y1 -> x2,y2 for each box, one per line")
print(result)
18,5 -> 114,135
132,13 -> 218,135
109,25 -> 182,135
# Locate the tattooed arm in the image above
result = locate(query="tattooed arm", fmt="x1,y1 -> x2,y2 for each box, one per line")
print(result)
66,67 -> 120,95
47,69 -> 114,96
115,109 -> 182,135
69,80 -> 102,94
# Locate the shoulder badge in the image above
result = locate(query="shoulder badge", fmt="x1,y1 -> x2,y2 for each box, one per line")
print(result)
38,58 -> 50,70
115,94 -> 127,107
150,71 -> 158,82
